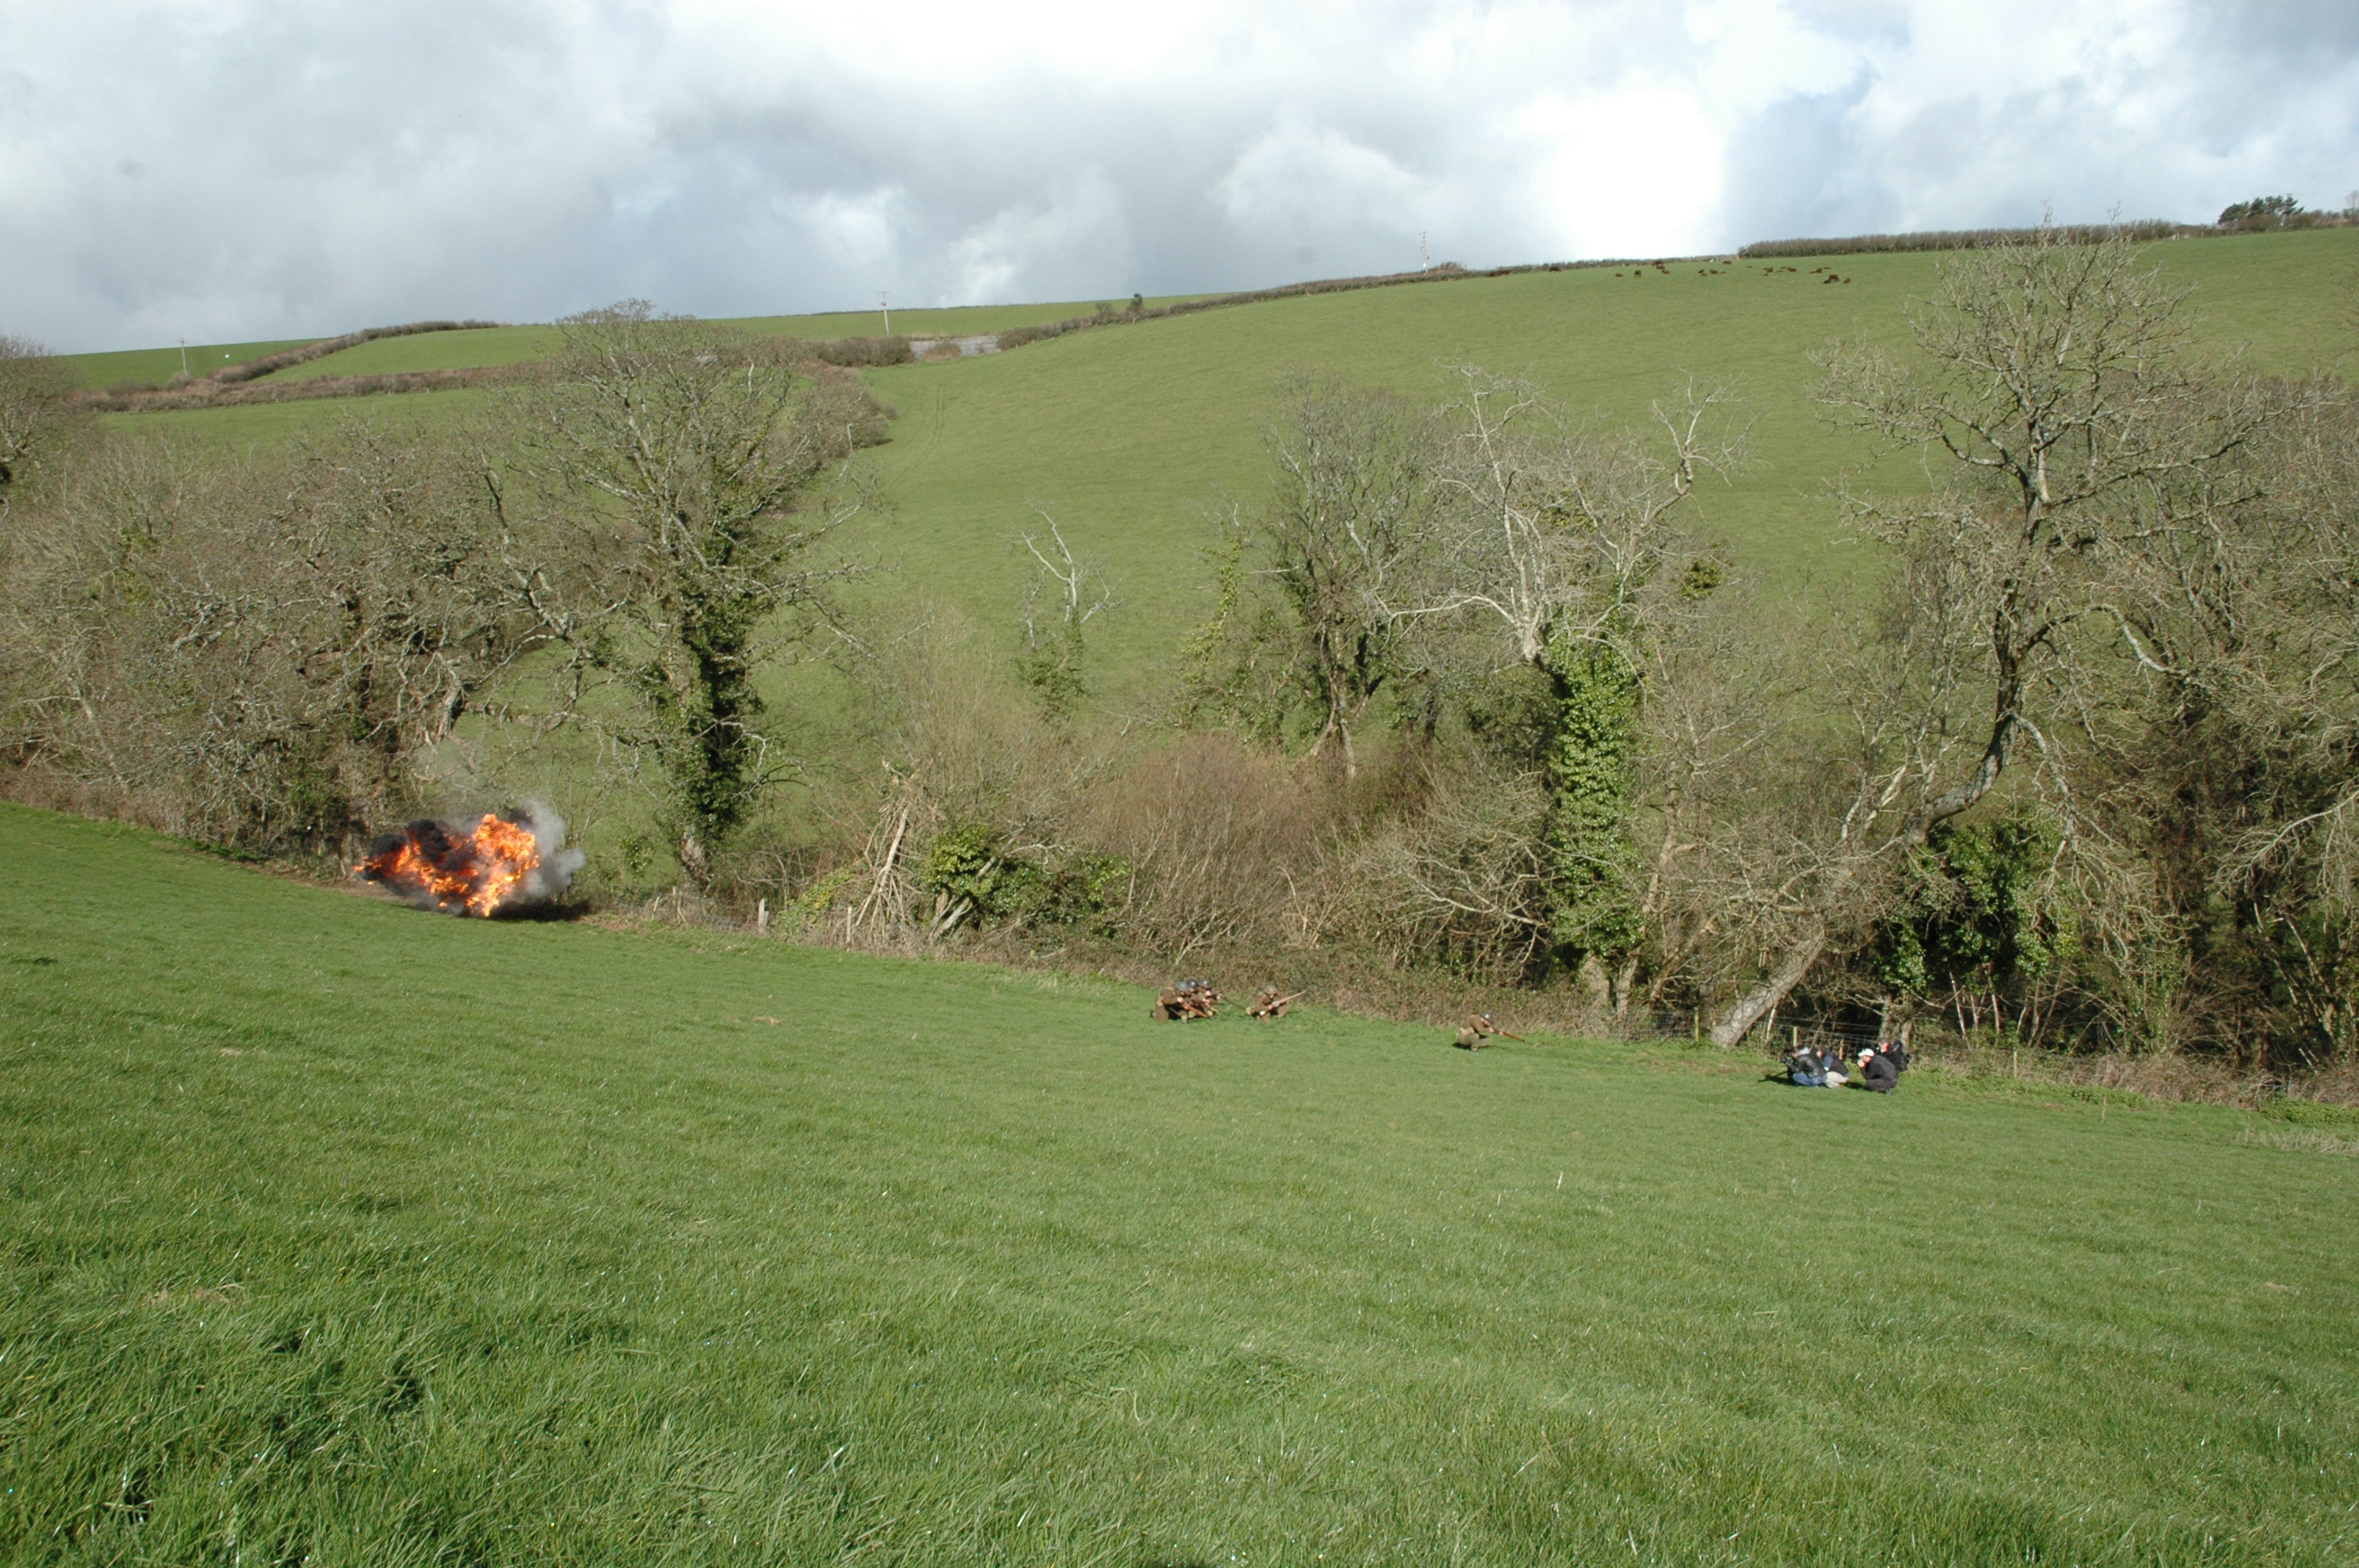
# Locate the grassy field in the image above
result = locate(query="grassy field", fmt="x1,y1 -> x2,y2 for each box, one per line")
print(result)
262,326 -> 566,383
245,303 -> 1205,384
58,339 -> 318,391
4,800 -> 2354,1564
96,389 -> 501,458
844,230 -> 2359,696
55,298 -> 1228,390
78,231 -> 2357,706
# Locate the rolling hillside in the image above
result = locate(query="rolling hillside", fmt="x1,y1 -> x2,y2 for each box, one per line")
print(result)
74,229 -> 2359,705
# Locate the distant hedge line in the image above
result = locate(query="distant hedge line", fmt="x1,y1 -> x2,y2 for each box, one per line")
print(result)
208,319 -> 507,386
78,361 -> 544,412
799,336 -> 914,367
83,332 -> 912,413
993,257 -> 1662,352
1738,222 -> 2201,259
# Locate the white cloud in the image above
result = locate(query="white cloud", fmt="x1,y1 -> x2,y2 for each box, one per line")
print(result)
1520,85 -> 1728,260
943,172 -> 1132,306
1216,115 -> 1435,257
0,0 -> 2353,349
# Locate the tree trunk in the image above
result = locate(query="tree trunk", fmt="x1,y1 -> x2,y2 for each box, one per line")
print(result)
1610,951 -> 1640,1018
677,829 -> 711,894
1575,952 -> 1611,1008
1710,916 -> 1827,1048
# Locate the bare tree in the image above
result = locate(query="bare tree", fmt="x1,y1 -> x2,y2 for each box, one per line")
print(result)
1414,367 -> 1744,666
1011,508 -> 1115,723
2,422 -> 552,848
0,333 -> 83,518
1706,220 -> 2271,1047
503,303 -> 878,889
2068,377 -> 2359,1062
1408,365 -> 1747,993
1612,584 -> 1800,1017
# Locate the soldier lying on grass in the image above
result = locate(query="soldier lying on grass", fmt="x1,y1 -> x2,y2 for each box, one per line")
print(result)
1249,989 -> 1304,1019
1452,1013 -> 1522,1049
1153,980 -> 1222,1020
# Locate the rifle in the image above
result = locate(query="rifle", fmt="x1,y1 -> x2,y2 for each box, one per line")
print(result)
1252,991 -> 1307,1017
1492,1029 -> 1527,1043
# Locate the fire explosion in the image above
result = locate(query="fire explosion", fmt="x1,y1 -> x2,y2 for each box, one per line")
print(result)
358,810 -> 578,916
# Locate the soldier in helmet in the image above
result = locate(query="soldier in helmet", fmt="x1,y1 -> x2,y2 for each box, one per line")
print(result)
1248,987 -> 1303,1019
1154,979 -> 1222,1021
1454,1012 -> 1499,1049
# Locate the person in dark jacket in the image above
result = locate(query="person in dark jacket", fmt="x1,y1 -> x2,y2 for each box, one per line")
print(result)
1857,1047 -> 1900,1093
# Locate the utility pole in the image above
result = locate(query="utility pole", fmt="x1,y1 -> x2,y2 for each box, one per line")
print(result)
178,339 -> 189,377
1419,232 -> 1430,272
880,292 -> 890,335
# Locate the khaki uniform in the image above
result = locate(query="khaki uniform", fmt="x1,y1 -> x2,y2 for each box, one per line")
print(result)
1249,989 -> 1300,1019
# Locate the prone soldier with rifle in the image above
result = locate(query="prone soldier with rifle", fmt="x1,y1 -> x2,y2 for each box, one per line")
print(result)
1453,1012 -> 1522,1050
1249,988 -> 1305,1019
1153,978 -> 1223,1021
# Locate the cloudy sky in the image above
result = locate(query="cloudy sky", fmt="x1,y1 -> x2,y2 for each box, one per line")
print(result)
3,0 -> 2355,352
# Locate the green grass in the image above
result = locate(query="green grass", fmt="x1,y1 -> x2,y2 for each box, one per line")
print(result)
844,232 -> 2359,698
96,388 -> 499,456
56,339 -> 318,391
4,800 -> 2354,1563
261,326 -> 568,382
71,231 -> 2359,705
242,299 -> 1226,384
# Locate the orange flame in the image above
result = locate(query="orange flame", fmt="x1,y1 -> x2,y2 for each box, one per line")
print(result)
358,814 -> 543,916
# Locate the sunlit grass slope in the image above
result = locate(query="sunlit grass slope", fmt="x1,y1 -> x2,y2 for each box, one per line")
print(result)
264,325 -> 565,381
59,338 -> 315,390
245,298 -> 1223,383
849,230 -> 2359,697
3,800 -> 2354,1564
77,230 -> 2359,702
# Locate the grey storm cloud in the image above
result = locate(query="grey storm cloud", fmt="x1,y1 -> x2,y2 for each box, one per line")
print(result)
2,0 -> 2354,350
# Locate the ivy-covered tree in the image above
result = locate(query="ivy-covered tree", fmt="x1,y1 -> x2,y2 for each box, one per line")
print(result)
1419,368 -> 1745,998
510,303 -> 879,890
1872,813 -> 2077,1040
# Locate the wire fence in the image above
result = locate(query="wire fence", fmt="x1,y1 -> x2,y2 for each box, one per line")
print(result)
1641,1009 -> 1892,1054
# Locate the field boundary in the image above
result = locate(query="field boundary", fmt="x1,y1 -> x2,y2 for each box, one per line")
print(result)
79,359 -> 542,411
1737,216 -> 2356,260
79,318 -> 506,409
82,257 -> 1721,412
987,254 -> 1696,352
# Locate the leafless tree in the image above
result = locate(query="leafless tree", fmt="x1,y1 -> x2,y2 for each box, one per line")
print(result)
1399,365 -> 1747,996
1408,366 -> 1746,669
1612,585 -> 1801,1017
1011,508 -> 1115,723
1707,220 -> 2274,1047
2064,377 -> 2359,1061
0,333 -> 84,518
2,422 -> 554,848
